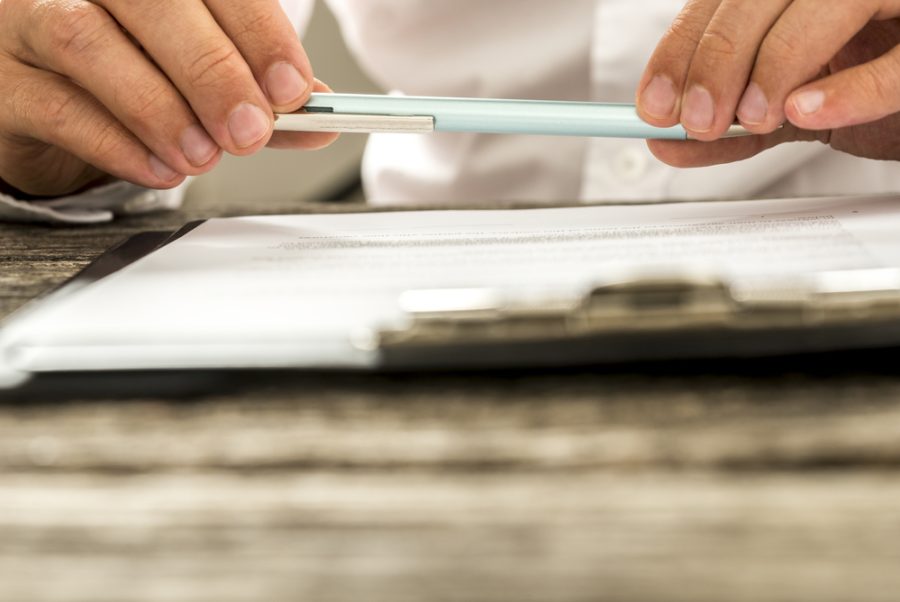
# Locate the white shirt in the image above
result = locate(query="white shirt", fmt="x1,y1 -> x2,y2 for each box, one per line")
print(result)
2,0 -> 897,223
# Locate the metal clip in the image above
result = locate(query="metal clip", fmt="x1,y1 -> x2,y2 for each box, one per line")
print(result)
371,272 -> 739,350
366,268 -> 900,353
275,112 -> 435,134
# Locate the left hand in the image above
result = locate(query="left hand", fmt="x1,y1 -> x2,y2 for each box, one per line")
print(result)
635,0 -> 900,167
0,0 -> 338,198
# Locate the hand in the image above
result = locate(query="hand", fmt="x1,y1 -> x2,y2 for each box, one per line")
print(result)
636,0 -> 900,168
0,0 -> 338,198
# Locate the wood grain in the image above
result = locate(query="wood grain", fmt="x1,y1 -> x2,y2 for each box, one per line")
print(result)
3,196 -> 900,601
3,471 -> 900,602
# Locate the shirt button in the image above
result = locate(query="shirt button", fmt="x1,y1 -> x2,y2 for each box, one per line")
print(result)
611,147 -> 649,183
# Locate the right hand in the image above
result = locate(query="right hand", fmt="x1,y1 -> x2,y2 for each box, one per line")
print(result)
636,0 -> 900,169
0,0 -> 338,198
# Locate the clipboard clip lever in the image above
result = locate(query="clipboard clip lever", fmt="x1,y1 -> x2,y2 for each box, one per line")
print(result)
364,268 -> 900,352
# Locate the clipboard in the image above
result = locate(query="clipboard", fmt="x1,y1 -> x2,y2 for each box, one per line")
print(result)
3,196 -> 900,387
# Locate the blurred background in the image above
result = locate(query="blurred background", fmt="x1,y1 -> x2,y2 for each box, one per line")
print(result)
186,0 -> 379,206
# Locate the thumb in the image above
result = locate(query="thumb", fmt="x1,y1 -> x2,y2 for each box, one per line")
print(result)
785,45 -> 900,131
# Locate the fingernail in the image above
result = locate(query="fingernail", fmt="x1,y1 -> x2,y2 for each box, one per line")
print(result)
793,90 -> 825,115
180,124 -> 219,167
682,85 -> 715,133
737,82 -> 768,125
265,62 -> 308,106
227,103 -> 271,149
149,154 -> 179,182
641,75 -> 677,118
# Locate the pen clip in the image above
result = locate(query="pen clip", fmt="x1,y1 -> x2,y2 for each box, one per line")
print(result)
275,111 -> 435,134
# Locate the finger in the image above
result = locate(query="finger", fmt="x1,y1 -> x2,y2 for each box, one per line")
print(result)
785,33 -> 900,130
268,79 -> 340,150
1,60 -> 184,194
678,0 -> 792,141
646,123 -> 822,168
267,129 -> 341,150
737,0 -> 881,135
12,1 -> 222,175
637,0 -> 723,127
205,0 -> 315,113
96,0 -> 274,156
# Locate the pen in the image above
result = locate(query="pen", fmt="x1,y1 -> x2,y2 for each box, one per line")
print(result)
274,92 -> 755,140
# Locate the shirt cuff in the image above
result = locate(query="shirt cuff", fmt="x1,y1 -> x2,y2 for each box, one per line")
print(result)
0,180 -> 189,225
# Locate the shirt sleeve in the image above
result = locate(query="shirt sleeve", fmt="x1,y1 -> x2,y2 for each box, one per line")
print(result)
0,180 -> 189,225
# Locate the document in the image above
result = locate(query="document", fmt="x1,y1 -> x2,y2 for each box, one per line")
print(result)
4,195 -> 900,374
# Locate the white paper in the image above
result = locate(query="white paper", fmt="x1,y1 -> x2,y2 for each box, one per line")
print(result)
4,195 -> 900,373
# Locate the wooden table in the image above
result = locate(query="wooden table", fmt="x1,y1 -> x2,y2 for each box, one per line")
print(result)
2,195 -> 900,602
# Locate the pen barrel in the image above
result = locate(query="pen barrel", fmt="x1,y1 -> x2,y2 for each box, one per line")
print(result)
305,94 -> 689,140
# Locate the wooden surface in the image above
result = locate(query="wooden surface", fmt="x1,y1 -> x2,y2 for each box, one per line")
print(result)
2,195 -> 900,602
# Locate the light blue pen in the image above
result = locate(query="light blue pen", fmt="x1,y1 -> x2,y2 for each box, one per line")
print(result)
274,93 -> 753,140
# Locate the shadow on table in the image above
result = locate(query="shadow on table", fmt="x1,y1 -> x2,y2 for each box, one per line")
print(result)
3,346 -> 899,404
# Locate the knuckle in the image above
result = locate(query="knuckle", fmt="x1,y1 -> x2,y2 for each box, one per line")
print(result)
859,61 -> 894,104
664,11 -> 709,50
5,69 -> 32,124
697,27 -> 740,62
42,1 -> 112,56
83,120 -> 128,161
183,41 -> 244,90
876,52 -> 900,98
35,154 -> 100,197
663,26 -> 700,57
37,85 -> 82,131
124,80 -> 174,122
1,0 -> 33,55
760,25 -> 808,66
231,10 -> 279,47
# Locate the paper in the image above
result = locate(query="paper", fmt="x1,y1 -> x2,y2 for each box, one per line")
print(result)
4,195 -> 900,372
